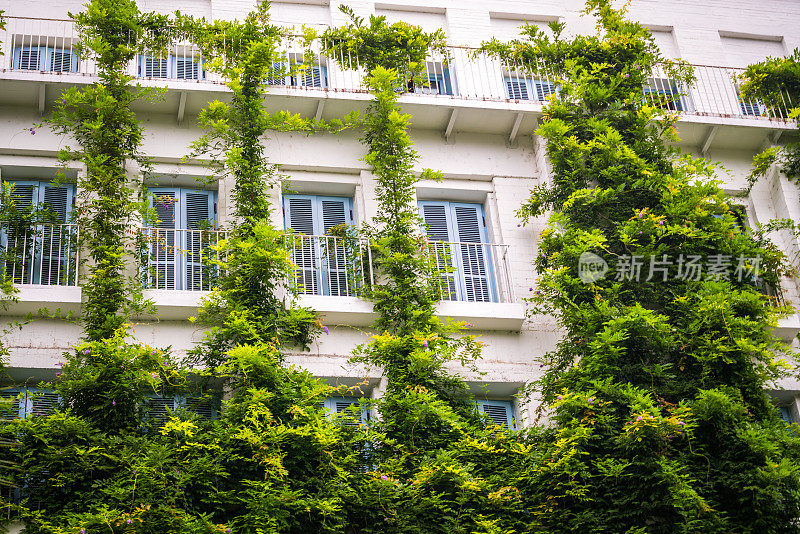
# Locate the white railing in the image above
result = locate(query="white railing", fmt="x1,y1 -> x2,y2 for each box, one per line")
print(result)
285,233 -> 373,297
0,222 -> 79,286
426,241 -> 514,304
0,16 -> 794,122
138,227 -> 227,291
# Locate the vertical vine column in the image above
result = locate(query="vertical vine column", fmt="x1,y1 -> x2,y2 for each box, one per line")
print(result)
47,0 -> 171,341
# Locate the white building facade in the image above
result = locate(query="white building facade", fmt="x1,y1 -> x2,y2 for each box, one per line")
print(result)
0,0 -> 799,427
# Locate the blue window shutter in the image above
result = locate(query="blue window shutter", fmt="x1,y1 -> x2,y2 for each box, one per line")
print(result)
284,194 -> 319,295
327,396 -> 368,426
318,196 -> 354,296
533,79 -> 557,101
49,48 -> 80,73
780,406 -> 794,425
1,388 -> 27,419
146,394 -> 179,423
451,202 -> 494,302
505,77 -> 530,100
14,47 -> 46,70
302,66 -> 327,88
419,201 -> 453,241
268,56 -> 288,85
26,388 -> 60,417
419,201 -> 458,300
181,189 -> 216,290
441,66 -> 454,95
146,188 -> 180,289
39,183 -> 75,285
139,55 -> 169,78
477,400 -> 515,429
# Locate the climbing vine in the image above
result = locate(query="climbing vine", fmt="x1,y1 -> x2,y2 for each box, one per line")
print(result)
483,1 -> 800,530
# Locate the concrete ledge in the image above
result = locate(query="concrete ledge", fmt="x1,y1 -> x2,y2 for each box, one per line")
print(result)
298,295 -> 377,327
436,300 -> 526,331
775,313 -> 800,342
143,289 -> 209,320
0,285 -> 82,316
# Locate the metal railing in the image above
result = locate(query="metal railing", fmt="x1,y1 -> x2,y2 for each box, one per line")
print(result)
0,16 -> 794,122
284,234 -> 373,297
426,241 -> 514,304
138,227 -> 227,291
0,222 -> 79,286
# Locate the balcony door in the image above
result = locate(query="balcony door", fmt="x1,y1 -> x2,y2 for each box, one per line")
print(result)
1,180 -> 75,285
283,194 -> 354,296
418,201 -> 496,303
145,188 -> 216,290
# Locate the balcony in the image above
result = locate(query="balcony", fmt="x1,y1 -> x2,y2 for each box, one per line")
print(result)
0,16 -> 794,127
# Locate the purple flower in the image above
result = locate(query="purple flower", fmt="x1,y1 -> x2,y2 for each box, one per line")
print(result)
133,469 -> 137,475
29,128 -> 35,135
83,349 -> 89,355
112,400 -> 116,406
381,475 -> 388,480
637,416 -> 643,421
623,73 -> 630,78
529,287 -> 533,291
322,326 -> 329,335
588,397 -> 594,404
126,519 -> 131,524
423,340 -> 428,348
81,530 -> 85,534
637,212 -> 643,218
56,372 -> 61,377
517,224 -> 521,227
466,322 -> 473,327
658,220 -> 664,226
539,364 -> 543,368
678,421 -> 685,426
557,395 -> 563,400
56,362 -> 64,366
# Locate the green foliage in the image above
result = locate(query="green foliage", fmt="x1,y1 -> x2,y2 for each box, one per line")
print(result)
46,0 -> 173,341
320,5 -> 448,89
486,1 -> 800,531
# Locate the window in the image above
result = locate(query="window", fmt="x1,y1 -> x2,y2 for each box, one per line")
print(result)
504,77 -> 557,102
409,63 -> 454,96
283,194 -> 360,296
145,394 -> 219,422
137,55 -> 205,80
737,90 -> 767,116
1,180 -> 77,285
142,188 -> 217,291
779,406 -> 795,425
268,55 -> 328,88
320,396 -> 369,426
13,46 -> 80,72
477,400 -> 516,429
0,388 -> 59,419
643,78 -> 685,112
418,201 -> 497,302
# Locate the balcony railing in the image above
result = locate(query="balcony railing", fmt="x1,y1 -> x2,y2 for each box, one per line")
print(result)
427,241 -> 515,304
0,16 -> 794,121
138,227 -> 226,291
285,234 -> 373,297
0,222 -> 79,287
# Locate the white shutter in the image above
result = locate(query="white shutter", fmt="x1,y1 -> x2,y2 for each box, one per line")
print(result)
301,66 -> 327,88
175,57 -> 203,80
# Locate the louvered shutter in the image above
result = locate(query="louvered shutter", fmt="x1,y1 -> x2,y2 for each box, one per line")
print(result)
184,396 -> 217,419
140,56 -> 169,78
268,59 -> 288,85
146,395 -> 177,423
419,201 -> 458,300
3,182 -> 38,284
534,79 -> 557,101
0,389 -> 25,419
15,47 -> 45,70
147,189 -> 179,290
320,197 -> 352,296
505,78 -> 530,100
327,397 -> 368,426
39,184 -> 74,285
452,203 -> 493,302
50,49 -> 79,73
181,190 -> 215,290
28,389 -> 59,417
284,195 -> 319,294
780,407 -> 794,425
478,400 -> 515,429
644,78 -> 683,112
302,66 -> 327,88
175,58 -> 202,80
